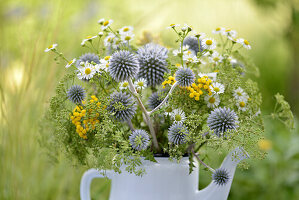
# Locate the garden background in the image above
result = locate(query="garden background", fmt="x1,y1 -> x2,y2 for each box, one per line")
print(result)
1,0 -> 298,199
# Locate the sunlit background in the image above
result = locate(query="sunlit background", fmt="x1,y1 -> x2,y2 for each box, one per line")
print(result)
1,0 -> 298,199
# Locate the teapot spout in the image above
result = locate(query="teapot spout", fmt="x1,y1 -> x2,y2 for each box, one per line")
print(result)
195,147 -> 249,200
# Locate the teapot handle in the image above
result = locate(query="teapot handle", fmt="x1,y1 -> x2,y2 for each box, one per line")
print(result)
80,168 -> 112,200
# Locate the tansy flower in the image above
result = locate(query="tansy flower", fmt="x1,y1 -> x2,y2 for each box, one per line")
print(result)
119,81 -> 129,90
212,27 -> 225,34
119,26 -> 134,35
198,72 -> 217,82
77,62 -> 96,80
209,51 -> 223,64
167,23 -> 180,29
202,38 -> 217,50
134,78 -> 147,90
236,100 -> 247,111
258,139 -> 272,151
170,109 -> 186,124
65,58 -> 76,68
210,82 -> 225,94
237,38 -> 251,50
233,87 -> 249,101
44,43 -> 57,52
205,94 -> 220,108
101,19 -> 113,30
81,35 -> 97,46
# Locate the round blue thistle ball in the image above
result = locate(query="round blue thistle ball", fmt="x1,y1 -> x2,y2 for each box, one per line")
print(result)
129,129 -> 150,151
212,168 -> 230,186
76,53 -> 100,66
168,123 -> 189,145
67,85 -> 86,104
107,91 -> 137,122
137,43 -> 169,87
109,50 -> 139,82
175,68 -> 195,87
183,36 -> 203,55
147,89 -> 167,110
207,107 -> 239,136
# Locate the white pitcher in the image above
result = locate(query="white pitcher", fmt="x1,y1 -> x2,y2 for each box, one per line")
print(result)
80,147 -> 249,200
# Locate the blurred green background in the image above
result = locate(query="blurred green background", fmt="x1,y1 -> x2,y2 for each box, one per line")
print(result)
0,0 -> 298,199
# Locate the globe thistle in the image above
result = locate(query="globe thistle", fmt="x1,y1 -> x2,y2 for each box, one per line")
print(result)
109,50 -> 139,82
67,85 -> 86,104
212,168 -> 230,186
147,89 -> 167,110
168,123 -> 189,145
183,36 -> 203,55
76,53 -> 100,66
107,91 -> 137,122
207,107 -> 239,136
129,129 -> 150,151
175,68 -> 195,87
137,43 -> 168,87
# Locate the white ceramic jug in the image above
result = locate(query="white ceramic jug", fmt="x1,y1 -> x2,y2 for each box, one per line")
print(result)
80,147 -> 249,200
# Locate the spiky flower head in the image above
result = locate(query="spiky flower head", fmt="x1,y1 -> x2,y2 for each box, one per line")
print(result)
67,85 -> 86,104
175,68 -> 195,87
107,91 -> 137,122
212,168 -> 230,186
137,43 -> 168,87
183,36 -> 203,55
207,107 -> 239,136
109,50 -> 139,82
168,123 -> 189,145
129,129 -> 150,151
76,53 -> 100,67
147,89 -> 167,110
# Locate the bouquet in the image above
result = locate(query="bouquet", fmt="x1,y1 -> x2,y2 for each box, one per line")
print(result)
43,19 -> 293,177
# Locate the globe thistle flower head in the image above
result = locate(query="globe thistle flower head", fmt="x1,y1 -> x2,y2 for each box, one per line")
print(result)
212,168 -> 230,186
67,85 -> 86,104
107,91 -> 137,122
175,68 -> 195,87
76,53 -> 100,67
147,89 -> 167,110
137,43 -> 169,87
109,50 -> 139,82
129,129 -> 150,151
168,123 -> 189,145
207,107 -> 239,136
183,36 -> 203,55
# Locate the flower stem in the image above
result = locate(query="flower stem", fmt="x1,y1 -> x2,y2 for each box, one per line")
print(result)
127,120 -> 135,132
191,148 -> 215,173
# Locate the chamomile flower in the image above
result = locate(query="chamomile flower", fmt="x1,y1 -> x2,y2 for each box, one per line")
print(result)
210,82 -> 225,94
134,78 -> 147,90
212,27 -> 225,34
237,38 -> 251,50
119,81 -> 130,90
181,24 -> 192,32
193,32 -> 206,40
120,32 -> 135,43
222,29 -> 237,39
119,26 -> 134,35
236,100 -> 247,111
97,18 -> 105,24
209,51 -> 223,64
101,19 -> 113,30
98,55 -> 111,71
65,58 -> 76,68
202,38 -> 217,50
98,32 -> 104,36
167,24 -> 180,29
44,43 -> 57,52
183,50 -> 199,63
204,94 -> 220,108
81,35 -> 97,46
77,62 -> 96,80
170,109 -> 186,124
173,45 -> 189,56
104,33 -> 116,47
233,87 -> 249,101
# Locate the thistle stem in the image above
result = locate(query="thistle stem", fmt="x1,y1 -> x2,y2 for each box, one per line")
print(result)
191,148 -> 215,173
149,82 -> 178,115
128,79 -> 160,151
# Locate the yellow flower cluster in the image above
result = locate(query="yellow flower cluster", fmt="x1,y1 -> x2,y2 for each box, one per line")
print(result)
70,95 -> 103,139
186,76 -> 213,101
162,76 -> 176,88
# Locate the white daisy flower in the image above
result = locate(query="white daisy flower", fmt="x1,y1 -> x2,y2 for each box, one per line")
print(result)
104,33 -> 116,47
222,29 -> 237,39
97,18 -> 105,24
204,94 -> 220,108
171,109 -> 186,124
233,87 -> 249,101
237,38 -> 251,50
202,38 -> 217,50
209,51 -> 223,64
44,43 -> 57,52
212,27 -> 225,34
81,35 -> 97,46
198,72 -> 217,82
164,104 -> 173,116
181,24 -> 192,32
101,19 -> 113,30
120,32 -> 135,43
98,56 -> 111,72
183,50 -> 199,63
167,24 -> 180,29
119,26 -> 134,35
173,45 -> 189,56
134,78 -> 147,90
119,81 -> 129,90
193,32 -> 206,40
210,82 -> 225,94
65,58 -> 76,68
77,62 -> 96,80
98,32 -> 104,36
236,100 -> 247,111
228,56 -> 238,65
